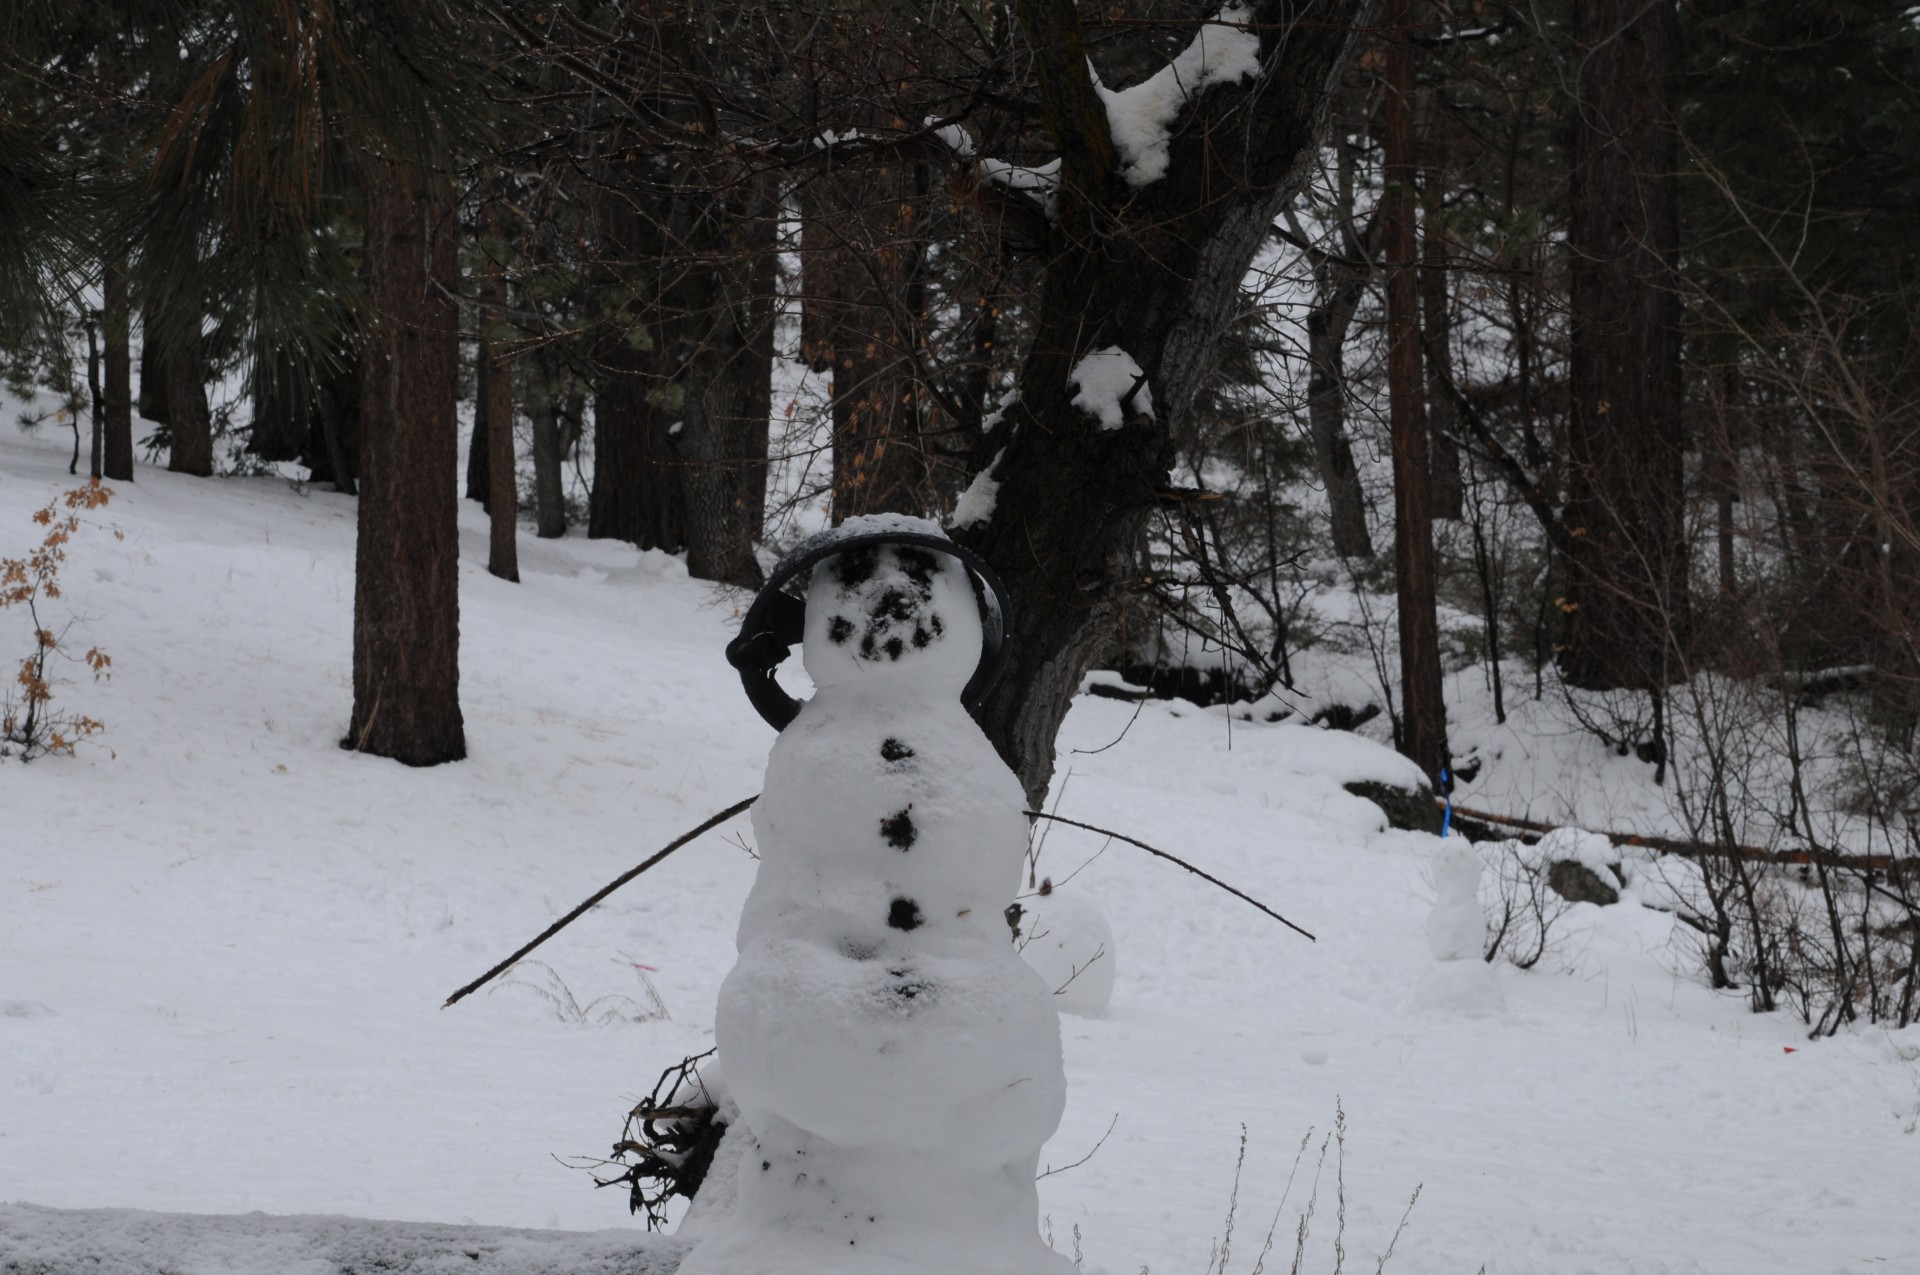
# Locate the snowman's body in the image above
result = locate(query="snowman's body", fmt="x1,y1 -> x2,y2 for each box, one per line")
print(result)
1426,843 -> 1485,962
679,520 -> 1073,1275
1416,841 -> 1505,1015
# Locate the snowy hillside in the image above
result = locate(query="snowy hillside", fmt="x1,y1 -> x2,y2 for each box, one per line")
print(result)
2,422 -> 1916,1274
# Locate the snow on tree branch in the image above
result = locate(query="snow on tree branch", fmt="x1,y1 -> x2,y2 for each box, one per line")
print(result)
1068,347 -> 1154,430
1093,3 -> 1264,186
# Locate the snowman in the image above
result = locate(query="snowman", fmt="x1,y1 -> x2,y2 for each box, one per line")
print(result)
680,515 -> 1075,1275
1415,840 -> 1505,1014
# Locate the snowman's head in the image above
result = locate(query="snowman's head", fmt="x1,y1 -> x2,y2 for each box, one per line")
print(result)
802,542 -> 985,695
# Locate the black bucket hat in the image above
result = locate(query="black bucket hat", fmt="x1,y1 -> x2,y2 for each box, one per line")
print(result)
724,526 -> 1014,731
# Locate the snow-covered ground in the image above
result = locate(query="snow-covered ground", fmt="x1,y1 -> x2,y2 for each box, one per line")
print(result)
2,420 -> 1916,1274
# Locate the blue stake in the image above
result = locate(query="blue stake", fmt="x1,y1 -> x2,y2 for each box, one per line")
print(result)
1439,767 -> 1453,839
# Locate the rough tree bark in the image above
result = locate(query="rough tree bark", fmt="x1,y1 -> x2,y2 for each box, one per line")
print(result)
958,0 -> 1365,807
1560,0 -> 1687,690
102,262 -> 133,481
346,159 -> 466,766
1384,0 -> 1447,782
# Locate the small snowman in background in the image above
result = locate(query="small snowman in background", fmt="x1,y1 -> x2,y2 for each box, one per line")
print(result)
1416,840 -> 1505,1014
681,515 -> 1075,1275
1015,877 -> 1117,1017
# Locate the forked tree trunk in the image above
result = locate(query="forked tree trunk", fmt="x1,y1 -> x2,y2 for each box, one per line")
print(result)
102,262 -> 133,481
1561,0 -> 1688,691
1383,0 -> 1447,783
961,0 -> 1362,806
347,160 -> 466,766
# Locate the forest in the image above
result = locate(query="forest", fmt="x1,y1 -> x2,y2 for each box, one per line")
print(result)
11,2 -> 1920,1267
3,4 -> 1920,1266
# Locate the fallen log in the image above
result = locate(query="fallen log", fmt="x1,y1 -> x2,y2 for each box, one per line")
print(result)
1441,800 -> 1905,874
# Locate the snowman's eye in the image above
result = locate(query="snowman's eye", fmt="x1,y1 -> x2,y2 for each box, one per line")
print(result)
832,546 -> 880,591
828,615 -> 854,644
895,546 -> 937,587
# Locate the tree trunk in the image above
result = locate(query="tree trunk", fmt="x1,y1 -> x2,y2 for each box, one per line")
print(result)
741,211 -> 775,540
961,0 -> 1362,807
467,344 -> 492,505
347,160 -> 466,766
1420,168 -> 1464,521
249,348 -> 310,462
528,350 -> 569,539
1706,361 -> 1739,600
1305,255 -> 1374,559
681,181 -> 774,588
589,174 -> 683,549
590,343 -> 682,547
306,344 -> 361,496
85,314 -> 103,480
1561,0 -> 1688,691
102,262 -> 133,481
802,163 -> 931,520
1384,0 -> 1447,783
161,319 -> 213,477
482,266 -> 519,583
137,305 -> 168,425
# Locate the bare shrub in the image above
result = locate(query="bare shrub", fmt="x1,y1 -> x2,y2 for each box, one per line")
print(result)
1,481 -> 114,760
1478,841 -> 1570,971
